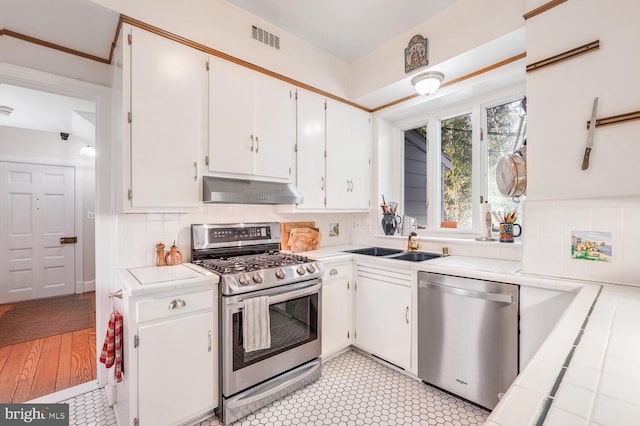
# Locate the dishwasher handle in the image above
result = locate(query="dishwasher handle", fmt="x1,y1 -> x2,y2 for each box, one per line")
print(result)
419,280 -> 513,304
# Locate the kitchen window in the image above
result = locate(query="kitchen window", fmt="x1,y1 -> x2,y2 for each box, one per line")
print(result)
401,90 -> 526,233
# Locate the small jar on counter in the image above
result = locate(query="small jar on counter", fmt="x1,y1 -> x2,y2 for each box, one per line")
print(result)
155,242 -> 166,266
164,241 -> 183,266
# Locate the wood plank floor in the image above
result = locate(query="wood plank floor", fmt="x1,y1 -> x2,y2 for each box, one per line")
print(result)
0,292 -> 96,403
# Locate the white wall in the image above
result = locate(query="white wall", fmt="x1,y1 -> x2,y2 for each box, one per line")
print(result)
89,0 -> 351,99
116,209 -> 353,268
526,0 -> 640,200
349,0 -> 525,101
0,37 -> 112,87
522,0 -> 640,285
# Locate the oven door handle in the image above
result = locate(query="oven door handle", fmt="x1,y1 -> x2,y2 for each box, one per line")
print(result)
226,281 -> 321,309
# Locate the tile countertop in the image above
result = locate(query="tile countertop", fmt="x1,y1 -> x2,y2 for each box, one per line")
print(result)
117,263 -> 219,296
303,244 -> 640,425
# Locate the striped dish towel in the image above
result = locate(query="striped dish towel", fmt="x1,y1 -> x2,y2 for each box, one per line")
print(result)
243,296 -> 271,352
100,311 -> 123,382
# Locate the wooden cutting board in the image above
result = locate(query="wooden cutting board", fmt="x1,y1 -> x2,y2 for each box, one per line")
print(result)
280,221 -> 316,250
289,227 -> 322,253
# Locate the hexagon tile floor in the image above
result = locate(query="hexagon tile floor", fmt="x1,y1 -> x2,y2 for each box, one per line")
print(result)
62,384 -> 116,426
64,350 -> 489,425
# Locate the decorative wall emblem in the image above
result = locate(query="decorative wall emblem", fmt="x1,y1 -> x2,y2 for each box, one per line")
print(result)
405,34 -> 428,73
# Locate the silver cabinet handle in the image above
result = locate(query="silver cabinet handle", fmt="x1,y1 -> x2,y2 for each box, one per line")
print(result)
350,180 -> 354,192
250,134 -> 255,152
419,281 -> 514,304
321,177 -> 325,190
255,136 -> 259,153
193,161 -> 198,181
168,298 -> 186,309
208,330 -> 212,352
346,180 -> 350,191
405,306 -> 409,324
329,268 -> 338,275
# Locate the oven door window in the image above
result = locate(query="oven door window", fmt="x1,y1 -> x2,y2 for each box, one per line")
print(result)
232,293 -> 318,371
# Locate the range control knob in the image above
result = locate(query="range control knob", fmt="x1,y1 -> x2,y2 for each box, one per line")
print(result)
275,268 -> 286,279
238,274 -> 250,286
253,272 -> 263,283
296,265 -> 306,275
306,264 -> 316,273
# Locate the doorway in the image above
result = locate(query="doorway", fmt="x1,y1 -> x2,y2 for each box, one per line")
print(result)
0,83 -> 98,402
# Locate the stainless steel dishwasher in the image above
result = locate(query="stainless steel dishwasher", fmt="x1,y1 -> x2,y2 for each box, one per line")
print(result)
417,271 -> 519,410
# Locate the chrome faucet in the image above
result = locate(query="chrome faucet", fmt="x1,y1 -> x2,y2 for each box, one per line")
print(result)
407,232 -> 420,252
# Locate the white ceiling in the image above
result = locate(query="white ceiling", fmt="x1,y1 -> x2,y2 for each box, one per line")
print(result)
226,0 -> 461,63
1,0 -> 119,60
0,83 -> 96,143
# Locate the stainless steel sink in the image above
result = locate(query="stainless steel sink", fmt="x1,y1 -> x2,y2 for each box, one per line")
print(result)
344,247 -> 404,256
389,251 -> 442,262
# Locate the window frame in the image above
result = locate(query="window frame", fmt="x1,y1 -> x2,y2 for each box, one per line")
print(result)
395,85 -> 525,238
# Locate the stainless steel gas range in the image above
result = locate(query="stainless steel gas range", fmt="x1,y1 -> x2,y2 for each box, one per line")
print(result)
191,222 -> 323,424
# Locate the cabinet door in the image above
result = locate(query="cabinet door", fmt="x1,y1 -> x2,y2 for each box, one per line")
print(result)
326,100 -> 371,209
208,57 -> 255,176
322,265 -> 353,357
254,74 -> 295,181
355,277 -> 411,368
347,108 -> 372,209
129,27 -> 204,208
138,311 -> 215,426
296,90 -> 327,209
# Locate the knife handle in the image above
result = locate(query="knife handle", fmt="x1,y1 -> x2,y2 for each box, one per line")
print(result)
581,147 -> 592,170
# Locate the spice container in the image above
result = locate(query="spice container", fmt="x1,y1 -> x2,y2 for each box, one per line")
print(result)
155,242 -> 166,266
164,241 -> 183,266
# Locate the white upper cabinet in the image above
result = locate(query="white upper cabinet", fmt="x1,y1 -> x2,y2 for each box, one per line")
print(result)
325,99 -> 371,210
283,91 -> 371,212
295,89 -> 327,209
208,56 -> 295,182
123,24 -> 205,211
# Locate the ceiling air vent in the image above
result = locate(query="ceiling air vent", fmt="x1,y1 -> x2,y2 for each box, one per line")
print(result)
252,25 -> 280,50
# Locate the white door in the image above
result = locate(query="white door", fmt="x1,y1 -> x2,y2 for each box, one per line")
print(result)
129,26 -> 204,208
326,100 -> 371,209
355,277 -> 411,369
208,56 -> 256,176
138,311 -> 215,425
0,162 -> 75,303
296,90 -> 326,209
254,74 -> 295,181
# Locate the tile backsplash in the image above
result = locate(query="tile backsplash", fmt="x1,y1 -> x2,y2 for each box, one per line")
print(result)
115,205 -> 352,268
522,198 -> 640,287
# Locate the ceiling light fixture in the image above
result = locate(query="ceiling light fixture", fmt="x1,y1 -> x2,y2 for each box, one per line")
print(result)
79,145 -> 96,157
411,71 -> 445,96
0,105 -> 14,116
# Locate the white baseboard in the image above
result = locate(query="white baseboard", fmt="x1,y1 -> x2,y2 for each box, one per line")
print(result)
76,279 -> 96,294
27,381 -> 99,403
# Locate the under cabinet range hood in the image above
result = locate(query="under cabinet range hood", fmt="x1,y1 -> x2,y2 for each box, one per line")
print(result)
203,176 -> 303,205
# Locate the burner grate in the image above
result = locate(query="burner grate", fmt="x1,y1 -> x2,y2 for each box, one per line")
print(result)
195,252 -> 311,274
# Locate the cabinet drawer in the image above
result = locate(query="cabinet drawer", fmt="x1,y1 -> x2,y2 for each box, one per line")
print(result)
323,262 -> 351,281
137,290 -> 214,323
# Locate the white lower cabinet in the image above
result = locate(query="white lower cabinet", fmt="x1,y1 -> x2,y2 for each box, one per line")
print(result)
116,286 -> 218,426
321,261 -> 353,358
138,310 -> 215,426
354,264 -> 413,370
